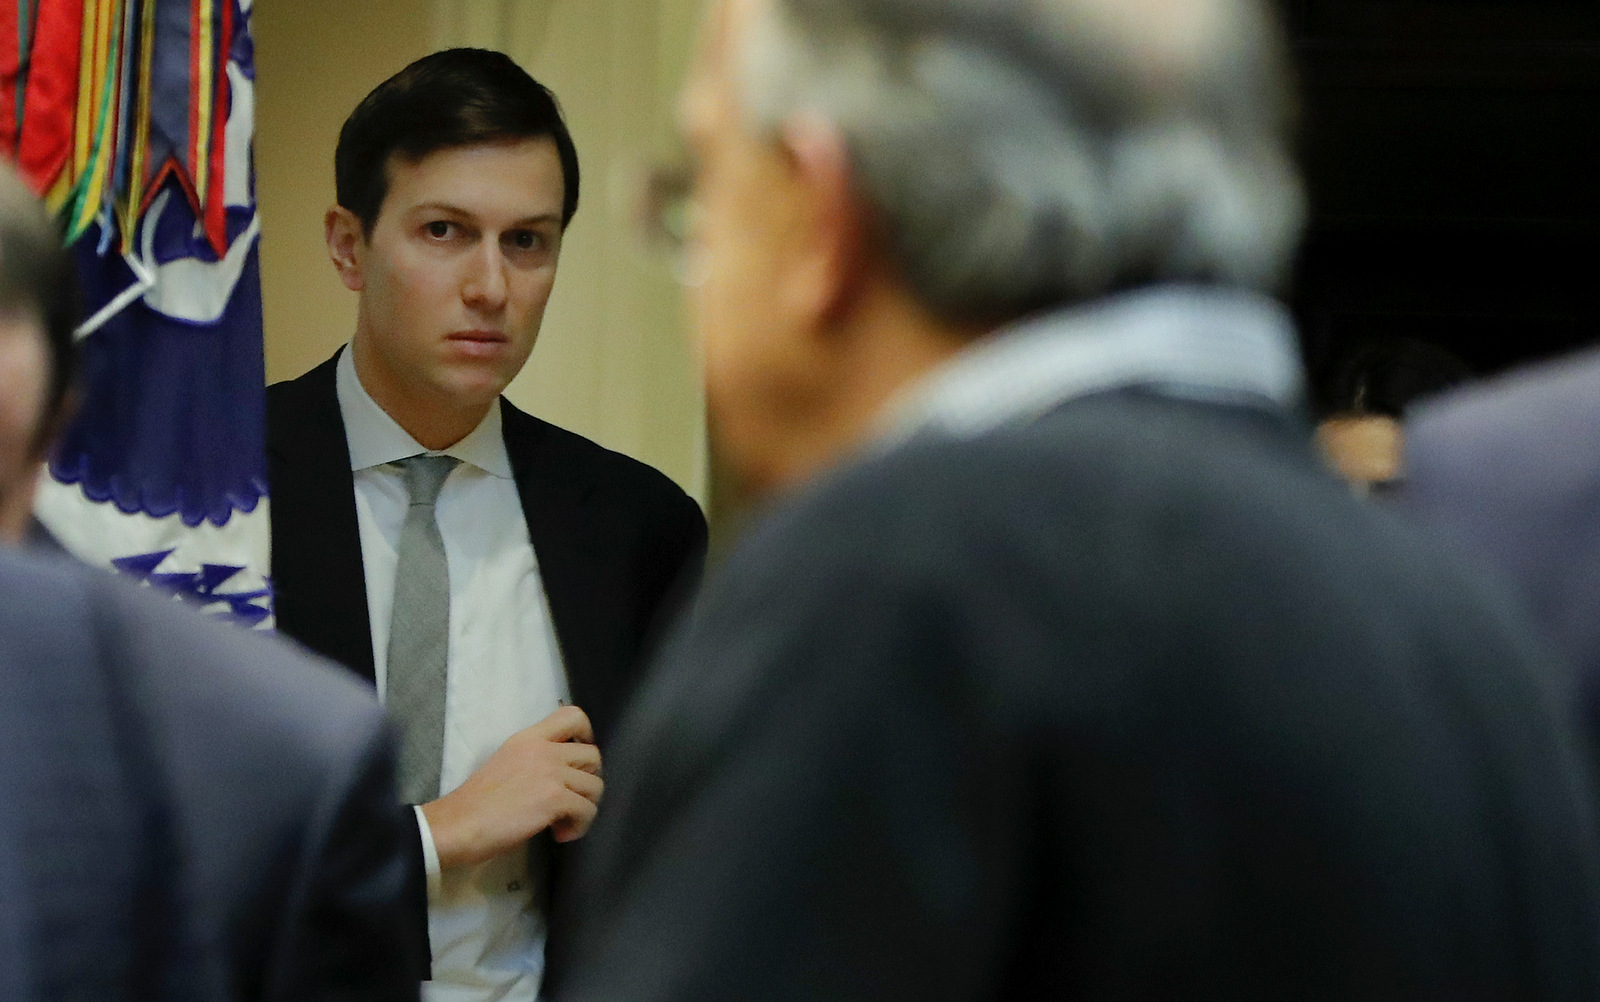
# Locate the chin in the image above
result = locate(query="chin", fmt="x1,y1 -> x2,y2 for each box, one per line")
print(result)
439,362 -> 517,402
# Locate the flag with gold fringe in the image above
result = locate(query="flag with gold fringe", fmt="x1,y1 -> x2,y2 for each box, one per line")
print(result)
4,0 -> 270,627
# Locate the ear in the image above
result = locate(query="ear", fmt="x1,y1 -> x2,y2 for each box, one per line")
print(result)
325,206 -> 367,292
778,114 -> 868,328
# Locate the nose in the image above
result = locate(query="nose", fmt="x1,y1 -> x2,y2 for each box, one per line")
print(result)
460,241 -> 509,313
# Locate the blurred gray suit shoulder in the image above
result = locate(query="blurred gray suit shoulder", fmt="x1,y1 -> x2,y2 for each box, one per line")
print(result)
1405,347 -> 1600,721
0,549 -> 421,1001
558,391 -> 1600,1001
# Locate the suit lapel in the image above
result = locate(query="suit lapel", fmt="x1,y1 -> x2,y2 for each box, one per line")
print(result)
499,401 -> 626,734
267,350 -> 377,683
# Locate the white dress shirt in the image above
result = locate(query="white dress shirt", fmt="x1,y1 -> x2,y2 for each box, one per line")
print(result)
336,347 -> 569,1002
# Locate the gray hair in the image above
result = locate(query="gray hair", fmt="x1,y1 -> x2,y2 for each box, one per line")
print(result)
737,0 -> 1305,324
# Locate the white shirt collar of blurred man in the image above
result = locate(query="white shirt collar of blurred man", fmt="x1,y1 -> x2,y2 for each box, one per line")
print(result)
878,284 -> 1303,449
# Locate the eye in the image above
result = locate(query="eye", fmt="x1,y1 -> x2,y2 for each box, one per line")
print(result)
425,220 -> 456,239
505,229 -> 543,252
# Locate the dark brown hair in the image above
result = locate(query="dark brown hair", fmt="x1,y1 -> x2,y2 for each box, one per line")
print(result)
335,48 -> 581,234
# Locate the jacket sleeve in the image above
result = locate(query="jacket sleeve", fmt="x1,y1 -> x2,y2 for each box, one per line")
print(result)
640,491 -> 710,667
275,721 -> 427,1001
398,806 -> 433,981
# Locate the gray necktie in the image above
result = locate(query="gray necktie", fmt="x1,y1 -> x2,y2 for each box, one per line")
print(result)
387,454 -> 461,805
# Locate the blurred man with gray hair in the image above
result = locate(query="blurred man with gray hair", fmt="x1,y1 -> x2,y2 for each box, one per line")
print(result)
554,1 -> 1600,998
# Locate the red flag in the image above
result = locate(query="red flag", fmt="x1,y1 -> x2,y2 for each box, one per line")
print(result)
17,0 -> 84,195
202,0 -> 228,255
0,0 -> 20,156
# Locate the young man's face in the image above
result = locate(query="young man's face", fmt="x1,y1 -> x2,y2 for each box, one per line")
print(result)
338,138 -> 566,426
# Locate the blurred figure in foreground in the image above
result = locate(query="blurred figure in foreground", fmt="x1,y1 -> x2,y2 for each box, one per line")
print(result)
1405,348 -> 1600,766
1314,336 -> 1471,495
0,161 -> 420,1000
554,1 -> 1600,999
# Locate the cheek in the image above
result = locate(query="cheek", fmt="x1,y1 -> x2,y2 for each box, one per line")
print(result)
692,272 -> 755,401
501,272 -> 557,377
687,168 -> 802,453
371,255 -> 453,335
0,332 -> 46,470
510,269 -> 557,326
690,209 -> 772,363
694,276 -> 785,466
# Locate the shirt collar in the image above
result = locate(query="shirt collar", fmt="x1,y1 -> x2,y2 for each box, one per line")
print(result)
878,284 -> 1304,447
335,345 -> 514,479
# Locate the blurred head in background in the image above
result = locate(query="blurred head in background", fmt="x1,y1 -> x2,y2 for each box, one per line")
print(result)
0,159 -> 77,544
681,0 -> 1303,496
1314,337 -> 1473,494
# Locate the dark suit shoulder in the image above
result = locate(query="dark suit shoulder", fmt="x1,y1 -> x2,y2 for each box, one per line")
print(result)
265,352 -> 342,453
706,393 -> 1583,807
576,393 -> 1600,1001
497,400 -> 707,571
266,350 -> 341,398
1406,347 -> 1600,521
1410,346 -> 1600,457
1401,349 -> 1600,719
499,398 -> 698,508
100,575 -> 386,776
0,551 -> 210,999
724,392 -> 1320,593
0,552 -> 411,999
89,572 -> 418,999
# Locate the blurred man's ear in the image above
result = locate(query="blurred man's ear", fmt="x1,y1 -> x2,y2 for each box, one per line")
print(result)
778,114 -> 868,329
324,206 -> 367,293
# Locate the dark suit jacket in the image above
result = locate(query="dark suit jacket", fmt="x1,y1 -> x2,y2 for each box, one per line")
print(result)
1404,346 -> 1600,762
266,351 -> 708,985
556,390 -> 1600,1001
0,548 -> 420,1002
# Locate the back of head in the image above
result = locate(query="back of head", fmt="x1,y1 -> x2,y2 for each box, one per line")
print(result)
740,0 -> 1303,325
335,47 -> 582,233
0,159 -> 77,455
1318,337 -> 1473,420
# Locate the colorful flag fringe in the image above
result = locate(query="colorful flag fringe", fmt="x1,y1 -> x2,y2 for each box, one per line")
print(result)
10,0 -> 270,627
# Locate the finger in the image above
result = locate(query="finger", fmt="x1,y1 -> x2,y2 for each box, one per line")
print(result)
535,704 -> 595,744
562,767 -> 604,804
563,741 -> 602,775
551,790 -> 599,842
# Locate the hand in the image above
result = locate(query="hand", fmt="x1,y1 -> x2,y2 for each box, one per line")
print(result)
420,704 -> 603,869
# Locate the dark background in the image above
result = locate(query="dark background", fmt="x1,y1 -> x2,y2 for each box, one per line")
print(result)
1281,0 -> 1600,408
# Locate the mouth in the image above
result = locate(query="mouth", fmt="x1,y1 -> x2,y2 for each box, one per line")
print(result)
446,330 -> 508,344
444,330 -> 511,360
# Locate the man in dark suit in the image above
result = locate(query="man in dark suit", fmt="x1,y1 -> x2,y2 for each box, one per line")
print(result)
552,1 -> 1600,999
0,155 -> 420,1001
267,49 -> 707,999
1404,348 -> 1600,754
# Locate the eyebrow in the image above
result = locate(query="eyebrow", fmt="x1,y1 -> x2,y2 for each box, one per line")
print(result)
412,203 -> 562,227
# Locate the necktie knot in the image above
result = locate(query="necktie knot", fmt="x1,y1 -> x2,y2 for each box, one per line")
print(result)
400,454 -> 460,508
